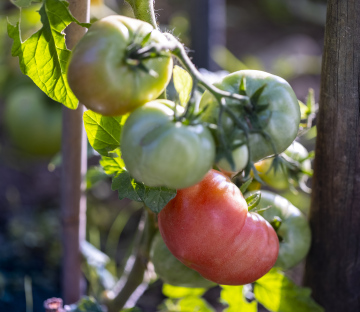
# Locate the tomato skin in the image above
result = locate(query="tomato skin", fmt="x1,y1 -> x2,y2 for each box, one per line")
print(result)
67,15 -> 173,116
199,70 -> 300,163
217,144 -> 249,174
4,86 -> 62,156
158,169 -> 279,285
249,190 -> 311,270
120,100 -> 215,189
150,232 -> 216,288
254,141 -> 311,190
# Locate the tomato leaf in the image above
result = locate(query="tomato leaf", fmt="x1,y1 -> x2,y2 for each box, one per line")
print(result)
84,110 -> 127,157
254,269 -> 324,312
239,178 -> 253,194
220,285 -> 257,312
159,297 -> 215,312
99,149 -> 126,176
111,170 -> 177,213
111,170 -> 142,202
173,65 -> 193,106
162,284 -> 207,299
245,192 -> 262,211
239,77 -> 247,96
7,0 -> 90,109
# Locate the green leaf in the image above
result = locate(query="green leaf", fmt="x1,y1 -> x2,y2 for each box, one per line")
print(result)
239,178 -> 253,194
111,170 -> 177,213
160,297 -> 214,312
162,284 -> 207,299
84,110 -> 127,156
306,88 -> 316,113
173,65 -> 193,106
298,101 -> 309,120
67,296 -> 104,312
111,169 -> 142,202
239,77 -> 247,96
135,183 -> 177,213
7,0 -> 90,109
99,149 -> 125,176
254,269 -> 324,312
245,192 -> 261,211
220,285 -> 257,312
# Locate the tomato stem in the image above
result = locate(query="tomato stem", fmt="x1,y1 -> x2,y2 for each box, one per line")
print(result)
125,0 -> 157,29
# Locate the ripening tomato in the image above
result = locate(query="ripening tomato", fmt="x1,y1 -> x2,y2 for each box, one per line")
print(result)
158,169 -> 279,285
67,15 -> 173,116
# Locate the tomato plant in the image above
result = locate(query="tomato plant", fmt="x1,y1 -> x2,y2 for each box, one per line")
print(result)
249,190 -> 311,270
150,232 -> 216,288
254,141 -> 312,190
199,70 -> 301,164
120,100 -> 215,189
3,85 -> 62,156
67,15 -> 173,116
158,169 -> 279,285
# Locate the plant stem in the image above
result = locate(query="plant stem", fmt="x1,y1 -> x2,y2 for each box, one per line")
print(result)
168,36 -> 251,109
104,209 -> 157,312
125,0 -> 157,29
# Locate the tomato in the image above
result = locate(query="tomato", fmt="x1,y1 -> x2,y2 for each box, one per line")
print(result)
150,232 -> 216,288
248,190 -> 311,270
120,100 -> 215,189
217,144 -> 249,175
158,169 -> 279,285
67,15 -> 173,116
199,70 -> 300,163
254,141 -> 312,190
3,86 -> 62,156
280,189 -> 311,215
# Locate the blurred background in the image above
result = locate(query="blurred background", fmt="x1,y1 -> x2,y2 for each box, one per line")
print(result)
0,0 -> 324,311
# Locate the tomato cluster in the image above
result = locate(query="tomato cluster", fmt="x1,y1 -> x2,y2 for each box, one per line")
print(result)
68,15 -> 309,286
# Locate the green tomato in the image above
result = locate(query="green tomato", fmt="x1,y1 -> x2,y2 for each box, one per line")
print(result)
249,190 -> 311,270
199,70 -> 300,163
217,144 -> 249,174
120,100 -> 215,189
279,189 -> 311,215
4,86 -> 62,156
254,141 -> 312,190
150,232 -> 216,288
67,15 -> 173,116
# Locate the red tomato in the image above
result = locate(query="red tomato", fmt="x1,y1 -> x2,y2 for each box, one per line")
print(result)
158,169 -> 279,285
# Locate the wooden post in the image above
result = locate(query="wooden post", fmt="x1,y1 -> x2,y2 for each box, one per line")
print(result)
304,0 -> 360,310
61,0 -> 89,304
189,0 -> 226,70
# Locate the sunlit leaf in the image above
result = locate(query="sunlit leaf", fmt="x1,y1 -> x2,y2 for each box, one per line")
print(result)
7,0 -> 90,109
220,285 -> 257,312
173,65 -> 193,106
84,110 -> 127,156
162,284 -> 207,299
254,269 -> 324,312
